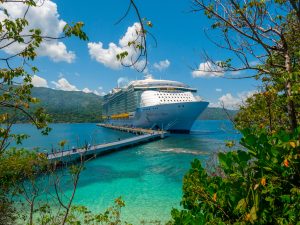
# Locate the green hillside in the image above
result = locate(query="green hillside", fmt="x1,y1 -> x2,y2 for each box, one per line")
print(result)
17,87 -> 103,123
198,107 -> 238,120
32,87 -> 103,123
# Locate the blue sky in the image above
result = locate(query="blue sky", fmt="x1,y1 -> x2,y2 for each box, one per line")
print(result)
2,0 -> 260,108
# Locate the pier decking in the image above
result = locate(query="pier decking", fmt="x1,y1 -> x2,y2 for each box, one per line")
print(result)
47,125 -> 168,163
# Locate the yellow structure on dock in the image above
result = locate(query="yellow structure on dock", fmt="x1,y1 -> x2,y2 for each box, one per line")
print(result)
97,123 -> 166,136
110,113 -> 130,119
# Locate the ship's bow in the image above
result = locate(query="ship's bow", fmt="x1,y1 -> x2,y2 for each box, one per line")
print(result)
135,101 -> 209,133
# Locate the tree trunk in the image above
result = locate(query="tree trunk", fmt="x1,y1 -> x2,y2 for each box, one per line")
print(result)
285,53 -> 298,131
29,196 -> 36,225
286,81 -> 298,130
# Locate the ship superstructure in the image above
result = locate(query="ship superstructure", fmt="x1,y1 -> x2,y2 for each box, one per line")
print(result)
102,77 -> 209,133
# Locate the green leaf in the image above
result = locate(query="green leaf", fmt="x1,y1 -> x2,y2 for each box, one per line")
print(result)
235,198 -> 247,212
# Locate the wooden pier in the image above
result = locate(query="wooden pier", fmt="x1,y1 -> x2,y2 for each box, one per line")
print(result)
47,125 -> 168,163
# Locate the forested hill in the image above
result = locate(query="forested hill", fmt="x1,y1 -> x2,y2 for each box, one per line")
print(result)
30,87 -> 103,123
198,107 -> 238,120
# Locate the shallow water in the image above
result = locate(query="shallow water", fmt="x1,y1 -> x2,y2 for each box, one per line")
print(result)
11,120 -> 240,224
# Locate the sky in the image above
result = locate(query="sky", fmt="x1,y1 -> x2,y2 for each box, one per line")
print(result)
1,0 -> 261,108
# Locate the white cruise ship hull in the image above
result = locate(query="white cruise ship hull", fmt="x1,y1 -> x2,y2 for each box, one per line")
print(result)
106,101 -> 209,133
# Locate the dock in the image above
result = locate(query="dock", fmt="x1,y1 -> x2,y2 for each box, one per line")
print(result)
47,125 -> 168,163
97,123 -> 166,135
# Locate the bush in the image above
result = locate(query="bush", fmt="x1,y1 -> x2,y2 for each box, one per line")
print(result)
170,128 -> 300,224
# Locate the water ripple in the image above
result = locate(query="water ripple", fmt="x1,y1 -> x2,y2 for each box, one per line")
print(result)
160,148 -> 210,155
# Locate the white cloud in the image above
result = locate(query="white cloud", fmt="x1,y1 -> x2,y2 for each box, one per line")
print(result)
210,91 -> 257,109
92,90 -> 100,95
51,77 -> 105,95
192,61 -> 224,78
38,42 -> 75,63
51,78 -> 79,91
88,23 -> 143,69
87,42 -> 122,69
93,90 -> 106,96
51,77 -> 104,95
31,75 -> 48,88
0,1 -> 75,63
82,87 -> 92,93
117,77 -> 129,88
216,88 -> 222,92
82,88 -> 105,96
98,86 -> 103,90
218,93 -> 241,109
153,59 -> 170,71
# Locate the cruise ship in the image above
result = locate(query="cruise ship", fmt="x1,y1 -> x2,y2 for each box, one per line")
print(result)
102,76 -> 209,133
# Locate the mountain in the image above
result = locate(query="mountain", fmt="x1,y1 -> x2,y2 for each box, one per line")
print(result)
198,107 -> 238,120
22,87 -> 103,123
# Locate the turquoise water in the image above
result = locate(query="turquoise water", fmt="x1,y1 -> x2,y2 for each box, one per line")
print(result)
11,123 -> 134,151
11,120 -> 240,224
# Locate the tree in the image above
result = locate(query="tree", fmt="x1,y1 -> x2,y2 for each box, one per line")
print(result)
116,0 -> 155,72
170,1 -> 300,224
0,0 -> 88,153
0,0 -> 88,223
191,0 -> 300,131
170,128 -> 300,224
0,1 -> 150,224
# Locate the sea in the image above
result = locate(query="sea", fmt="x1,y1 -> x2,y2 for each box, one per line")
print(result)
11,120 -> 240,224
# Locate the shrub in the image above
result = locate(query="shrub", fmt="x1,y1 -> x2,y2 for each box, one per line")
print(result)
170,128 -> 300,224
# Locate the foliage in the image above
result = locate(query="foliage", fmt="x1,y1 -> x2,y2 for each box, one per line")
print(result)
0,0 -> 87,152
235,65 -> 300,132
171,2 -> 300,224
192,0 -> 300,130
235,91 -> 291,132
33,197 -> 129,225
115,1 -> 154,72
0,148 -> 49,224
0,148 -> 130,225
0,148 -> 48,192
234,16 -> 300,132
0,0 -> 88,224
170,127 -> 300,224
